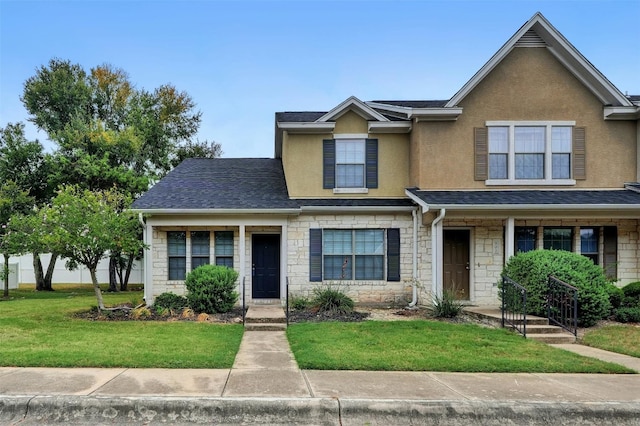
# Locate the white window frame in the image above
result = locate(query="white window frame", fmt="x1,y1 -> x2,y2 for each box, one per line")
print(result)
485,121 -> 576,186
333,134 -> 369,194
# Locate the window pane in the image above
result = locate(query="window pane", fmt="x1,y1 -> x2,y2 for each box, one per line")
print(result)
515,153 -> 544,179
324,255 -> 352,280
488,127 -> 509,153
552,153 -> 571,179
552,127 -> 572,152
355,255 -> 384,280
489,154 -> 507,179
168,257 -> 186,280
543,228 -> 573,251
215,231 -> 233,256
323,230 -> 352,255
336,164 -> 364,188
168,231 -> 186,256
191,231 -> 210,256
515,127 -> 545,152
515,227 -> 537,253
355,230 -> 384,255
580,228 -> 598,265
336,140 -> 365,163
192,257 -> 209,269
215,257 -> 233,268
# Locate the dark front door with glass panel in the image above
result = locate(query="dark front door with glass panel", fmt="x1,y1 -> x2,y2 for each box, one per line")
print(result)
443,230 -> 470,300
252,234 -> 280,299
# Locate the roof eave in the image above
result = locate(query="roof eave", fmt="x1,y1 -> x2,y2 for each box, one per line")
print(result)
277,122 -> 335,134
409,108 -> 464,121
604,106 -> 640,120
300,205 -> 416,213
368,122 -> 412,133
133,208 -> 302,215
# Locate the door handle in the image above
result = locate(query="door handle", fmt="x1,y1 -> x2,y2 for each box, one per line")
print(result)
252,264 -> 256,276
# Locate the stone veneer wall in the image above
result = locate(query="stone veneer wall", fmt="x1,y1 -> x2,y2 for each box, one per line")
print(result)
286,213 -> 421,306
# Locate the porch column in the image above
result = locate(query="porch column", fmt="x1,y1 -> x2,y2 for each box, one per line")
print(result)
505,217 -> 515,262
432,211 -> 445,298
239,225 -> 246,302
143,222 -> 153,304
281,223 -> 288,300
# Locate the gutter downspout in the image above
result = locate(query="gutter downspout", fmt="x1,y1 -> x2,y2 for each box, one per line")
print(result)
408,207 -> 419,307
432,208 -> 446,298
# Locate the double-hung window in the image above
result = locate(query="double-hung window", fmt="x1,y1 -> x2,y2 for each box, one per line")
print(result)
485,122 -> 576,185
336,140 -> 365,188
215,231 -> 234,267
515,227 -> 537,253
310,228 -> 400,282
580,228 -> 598,264
168,231 -> 186,280
191,231 -> 210,270
543,228 -> 573,251
323,137 -> 378,192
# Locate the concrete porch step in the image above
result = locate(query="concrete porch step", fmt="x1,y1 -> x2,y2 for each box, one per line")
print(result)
527,333 -> 576,344
244,305 -> 287,330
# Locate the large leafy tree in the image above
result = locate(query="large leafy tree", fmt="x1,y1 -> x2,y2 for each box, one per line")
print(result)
0,182 -> 34,298
21,59 -> 221,291
41,186 -> 146,309
0,123 -> 58,291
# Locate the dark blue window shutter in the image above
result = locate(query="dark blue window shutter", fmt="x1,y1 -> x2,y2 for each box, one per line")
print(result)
366,138 -> 378,188
387,228 -> 400,281
323,139 -> 335,189
310,229 -> 323,282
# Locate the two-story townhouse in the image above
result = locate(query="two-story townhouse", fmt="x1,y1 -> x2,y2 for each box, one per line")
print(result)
132,12 -> 640,307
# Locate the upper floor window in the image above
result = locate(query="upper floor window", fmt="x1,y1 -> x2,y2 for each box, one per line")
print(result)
480,121 -> 581,185
323,137 -> 378,193
336,140 -> 365,188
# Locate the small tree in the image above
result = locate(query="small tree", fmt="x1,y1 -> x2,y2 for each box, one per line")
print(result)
185,265 -> 238,314
42,185 -> 146,310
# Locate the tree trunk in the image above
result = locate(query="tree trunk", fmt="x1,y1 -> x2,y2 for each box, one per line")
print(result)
90,268 -> 105,311
108,256 -> 118,292
120,253 -> 135,291
34,253 -> 56,291
43,252 -> 57,291
33,254 -> 45,291
3,255 -> 9,299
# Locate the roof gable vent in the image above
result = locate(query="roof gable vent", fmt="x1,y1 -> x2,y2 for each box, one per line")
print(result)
515,29 -> 547,47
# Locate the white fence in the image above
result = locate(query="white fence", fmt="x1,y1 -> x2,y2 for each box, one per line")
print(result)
0,253 -> 143,286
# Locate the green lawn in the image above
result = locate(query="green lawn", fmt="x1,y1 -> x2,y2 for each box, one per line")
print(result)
287,320 -> 634,373
582,325 -> 640,358
0,286 -> 243,368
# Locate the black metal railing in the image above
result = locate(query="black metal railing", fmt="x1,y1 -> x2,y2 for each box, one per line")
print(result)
547,275 -> 578,337
285,277 -> 289,327
242,276 -> 246,325
501,275 -> 527,338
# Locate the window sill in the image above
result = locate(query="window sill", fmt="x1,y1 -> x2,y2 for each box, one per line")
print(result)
485,179 -> 576,186
333,188 -> 369,194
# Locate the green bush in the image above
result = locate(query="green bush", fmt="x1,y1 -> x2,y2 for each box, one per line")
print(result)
185,265 -> 239,314
431,290 -> 464,318
290,295 -> 311,311
621,281 -> 640,300
614,307 -> 640,323
604,284 -> 625,312
311,284 -> 354,314
501,250 -> 610,327
154,292 -> 188,311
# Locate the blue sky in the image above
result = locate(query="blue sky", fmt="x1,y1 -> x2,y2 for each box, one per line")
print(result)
1,0 -> 639,158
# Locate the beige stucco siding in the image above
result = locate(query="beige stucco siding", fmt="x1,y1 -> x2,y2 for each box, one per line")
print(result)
282,111 -> 410,197
411,47 -> 637,189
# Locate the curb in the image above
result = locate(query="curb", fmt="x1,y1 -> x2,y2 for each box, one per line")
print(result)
3,395 -> 640,425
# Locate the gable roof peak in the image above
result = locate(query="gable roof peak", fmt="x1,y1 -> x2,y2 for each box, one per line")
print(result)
445,12 -> 633,109
317,96 -> 390,122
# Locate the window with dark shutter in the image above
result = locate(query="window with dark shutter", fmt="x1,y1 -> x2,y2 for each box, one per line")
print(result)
573,127 -> 586,180
474,127 -> 488,180
386,228 -> 400,281
309,229 -> 323,281
365,138 -> 378,188
323,139 -> 335,189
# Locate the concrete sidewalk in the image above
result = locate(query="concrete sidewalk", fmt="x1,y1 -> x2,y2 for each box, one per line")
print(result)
1,331 -> 640,424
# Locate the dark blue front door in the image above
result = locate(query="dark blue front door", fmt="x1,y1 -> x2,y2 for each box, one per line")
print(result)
252,234 -> 280,298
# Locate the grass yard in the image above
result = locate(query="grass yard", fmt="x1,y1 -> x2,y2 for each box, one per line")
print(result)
287,320 -> 633,373
0,285 -> 243,368
581,324 -> 640,358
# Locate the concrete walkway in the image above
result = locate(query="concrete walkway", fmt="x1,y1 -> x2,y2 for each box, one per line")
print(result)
1,319 -> 640,424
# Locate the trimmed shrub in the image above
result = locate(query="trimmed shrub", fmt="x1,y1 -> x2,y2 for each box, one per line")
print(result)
185,265 -> 239,314
501,250 -> 610,327
431,290 -> 464,318
290,295 -> 311,312
604,284 -> 625,312
312,284 -> 354,314
154,292 -> 188,311
621,281 -> 640,300
615,307 -> 640,323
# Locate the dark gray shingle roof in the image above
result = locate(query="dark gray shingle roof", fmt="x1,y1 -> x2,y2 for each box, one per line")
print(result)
275,112 -> 326,122
296,198 -> 415,207
132,158 -> 298,210
371,100 -> 449,108
407,188 -> 640,207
